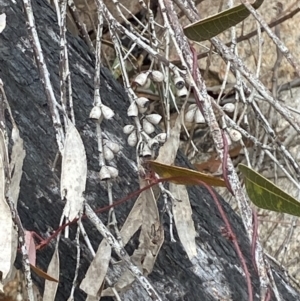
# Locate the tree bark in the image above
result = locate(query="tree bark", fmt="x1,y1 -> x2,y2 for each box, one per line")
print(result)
0,0 -> 299,300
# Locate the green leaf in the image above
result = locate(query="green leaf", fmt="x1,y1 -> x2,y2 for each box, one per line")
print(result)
239,163 -> 300,217
183,0 -> 264,42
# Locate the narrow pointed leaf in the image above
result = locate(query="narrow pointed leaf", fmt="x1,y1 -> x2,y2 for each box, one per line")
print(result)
184,0 -> 264,41
239,163 -> 300,217
148,160 -> 226,187
61,120 -> 87,221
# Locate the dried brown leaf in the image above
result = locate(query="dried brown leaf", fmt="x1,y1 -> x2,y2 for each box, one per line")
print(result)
170,183 -> 197,260
80,240 -> 111,297
61,120 -> 87,221
43,247 -> 59,301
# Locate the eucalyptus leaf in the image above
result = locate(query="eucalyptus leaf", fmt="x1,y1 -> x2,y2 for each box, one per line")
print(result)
184,0 -> 264,42
239,163 -> 300,217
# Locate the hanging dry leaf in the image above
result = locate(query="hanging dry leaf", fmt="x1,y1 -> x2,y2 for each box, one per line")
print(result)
170,183 -> 197,260
25,231 -> 36,266
103,177 -> 163,297
0,13 -> 6,34
80,240 -> 111,297
43,247 -> 60,301
155,114 -> 181,165
7,127 -> 26,205
0,134 -> 17,287
61,120 -> 87,221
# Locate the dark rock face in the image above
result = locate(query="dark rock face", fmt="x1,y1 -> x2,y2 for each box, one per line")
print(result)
0,0 -> 298,300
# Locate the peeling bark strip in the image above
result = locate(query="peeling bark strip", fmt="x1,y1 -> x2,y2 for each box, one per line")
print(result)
0,0 -> 299,300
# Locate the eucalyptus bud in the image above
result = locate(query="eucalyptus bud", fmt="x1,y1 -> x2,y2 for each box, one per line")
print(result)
150,70 -> 164,83
123,124 -> 135,135
176,86 -> 188,98
194,109 -> 205,123
228,129 -> 242,142
127,101 -> 139,117
222,103 -> 235,113
107,166 -> 119,178
99,165 -> 111,180
145,114 -> 162,125
101,105 -> 115,120
105,141 -> 120,154
142,119 -> 155,135
134,72 -> 148,86
103,146 -> 114,161
173,76 -> 185,90
155,133 -> 167,143
127,130 -> 138,147
136,97 -> 150,109
89,106 -> 102,121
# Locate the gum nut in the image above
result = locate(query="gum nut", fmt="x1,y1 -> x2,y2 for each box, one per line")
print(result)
107,166 -> 119,178
134,72 -> 148,86
99,165 -> 111,180
142,119 -> 155,135
127,130 -> 137,147
176,86 -> 188,98
151,70 -> 164,83
194,109 -> 205,123
89,106 -> 102,121
103,146 -> 114,161
222,103 -> 235,113
141,144 -> 152,157
105,141 -> 120,154
127,101 -> 138,117
145,114 -> 162,125
173,76 -> 185,90
123,124 -> 135,135
228,129 -> 242,142
136,97 -> 150,109
185,108 -> 196,123
155,133 -> 167,143
101,105 -> 115,120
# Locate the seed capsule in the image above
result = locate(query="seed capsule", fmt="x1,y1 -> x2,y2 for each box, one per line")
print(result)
134,72 -> 148,86
103,146 -> 114,161
99,165 -> 111,180
136,97 -> 150,109
89,106 -> 102,121
123,124 -> 135,135
105,141 -> 120,154
127,130 -> 138,147
228,129 -> 242,142
145,114 -> 162,125
107,166 -> 119,178
176,86 -> 188,98
185,108 -> 196,123
127,102 -> 138,117
101,105 -> 115,120
222,103 -> 235,113
150,70 -> 164,83
194,109 -> 205,123
155,133 -> 167,143
173,76 -> 185,90
142,119 -> 155,135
